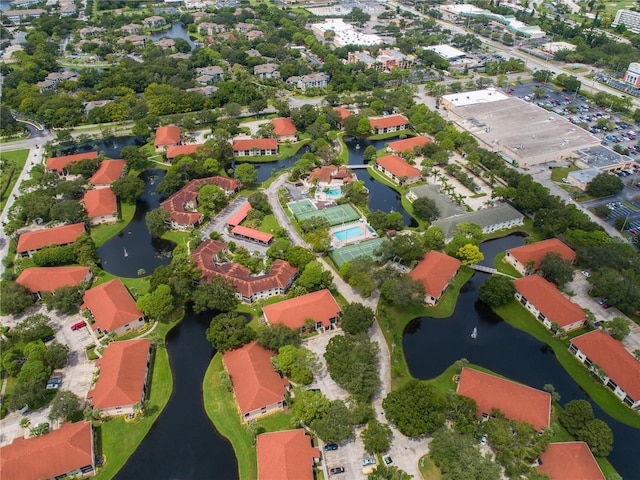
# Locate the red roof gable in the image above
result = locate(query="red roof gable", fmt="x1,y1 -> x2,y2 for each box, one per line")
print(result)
223,341 -> 289,415
514,275 -> 585,328
387,136 -> 431,153
82,188 -> 117,218
537,442 -> 605,480
508,238 -> 576,270
333,106 -> 351,121
369,114 -> 409,129
226,201 -> 252,227
231,225 -> 273,243
571,329 -> 640,401
82,279 -> 144,333
46,151 -> 98,173
166,144 -> 203,159
409,251 -> 461,300
271,117 -> 297,136
262,289 -> 341,329
232,138 -> 278,151
308,165 -> 354,184
17,223 -> 85,253
376,154 -> 421,178
89,159 -> 127,186
88,339 -> 150,409
17,266 -> 91,294
0,422 -> 93,480
457,367 -> 551,430
154,125 -> 181,147
257,429 -> 321,480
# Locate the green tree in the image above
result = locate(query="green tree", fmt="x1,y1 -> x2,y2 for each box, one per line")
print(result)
234,163 -> 258,187
587,173 -> 624,197
340,302 -> 375,335
43,285 -> 85,314
9,313 -> 52,342
310,400 -> 354,443
256,323 -> 301,350
578,419 -> 614,456
0,281 -> 35,315
271,345 -> 317,384
111,176 -> 144,203
73,233 -> 99,266
248,192 -> 270,213
291,387 -> 330,425
538,252 -> 574,286
48,391 -> 81,422
206,311 -> 255,352
50,200 -> 86,224
45,342 -> 69,369
423,226 -> 445,251
430,429 -> 501,480
285,246 -> 316,268
368,465 -> 413,480
361,419 -> 392,453
363,145 -> 377,162
192,277 -> 238,313
145,207 -> 170,238
382,380 -> 447,437
478,276 -> 515,308
380,275 -> 425,308
412,197 -> 441,222
136,284 -> 175,319
198,183 -> 227,214
607,317 -> 630,340
297,261 -> 334,292
455,243 -> 484,265
559,400 -> 594,436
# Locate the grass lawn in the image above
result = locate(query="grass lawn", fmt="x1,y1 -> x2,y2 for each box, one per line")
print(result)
494,301 -> 640,428
160,229 -> 189,246
259,214 -> 281,236
91,203 -> 137,247
493,252 -> 522,277
336,132 -> 349,164
418,455 -> 442,480
92,268 -> 151,297
0,148 -> 29,213
367,131 -> 406,141
550,166 -> 578,183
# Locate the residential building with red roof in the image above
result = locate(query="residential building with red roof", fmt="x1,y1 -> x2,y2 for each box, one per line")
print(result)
166,144 -> 203,161
232,138 -> 278,156
270,118 -> 297,142
87,339 -> 151,416
506,238 -> 576,275
154,125 -> 182,152
223,341 -> 289,422
89,160 -> 127,188
192,239 -> 297,303
333,106 -> 351,126
160,176 -> 241,230
409,251 -> 462,305
457,367 -> 551,430
17,266 -> 92,298
82,279 -> 145,337
262,289 -> 341,331
536,442 -> 605,480
0,421 -> 95,480
230,225 -> 273,245
375,154 -> 421,185
82,188 -> 118,224
514,275 -> 586,331
46,151 -> 98,175
257,429 -> 321,480
17,223 -> 85,257
570,329 -> 640,409
307,165 -> 355,185
226,201 -> 252,227
369,114 -> 409,135
387,136 -> 431,156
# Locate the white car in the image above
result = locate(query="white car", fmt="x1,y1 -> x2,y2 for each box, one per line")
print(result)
480,434 -> 488,446
581,271 -> 591,278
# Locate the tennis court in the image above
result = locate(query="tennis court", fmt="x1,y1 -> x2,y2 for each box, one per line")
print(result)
296,204 -> 360,226
288,199 -> 316,216
329,238 -> 386,268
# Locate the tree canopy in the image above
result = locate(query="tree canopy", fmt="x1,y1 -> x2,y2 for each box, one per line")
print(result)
382,380 -> 447,437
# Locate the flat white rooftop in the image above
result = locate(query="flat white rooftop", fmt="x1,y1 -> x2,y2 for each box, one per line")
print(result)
441,88 -> 509,107
426,44 -> 466,60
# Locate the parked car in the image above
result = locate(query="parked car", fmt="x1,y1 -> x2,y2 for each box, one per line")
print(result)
362,458 -> 376,466
329,467 -> 345,475
480,434 -> 488,446
382,455 -> 393,466
581,271 -> 591,278
598,298 -> 608,305
46,378 -> 62,390
324,443 -> 338,451
42,335 -> 55,343
71,320 -> 87,331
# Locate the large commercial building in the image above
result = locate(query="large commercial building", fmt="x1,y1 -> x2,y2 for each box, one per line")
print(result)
440,4 -> 545,38
311,19 -> 383,47
613,10 -> 640,34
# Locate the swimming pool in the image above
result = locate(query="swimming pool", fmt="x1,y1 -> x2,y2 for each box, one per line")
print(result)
333,226 -> 363,241
326,188 -> 342,197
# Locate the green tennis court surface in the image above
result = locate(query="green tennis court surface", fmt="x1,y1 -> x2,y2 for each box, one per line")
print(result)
329,238 -> 385,267
288,199 -> 316,216
296,204 -> 360,226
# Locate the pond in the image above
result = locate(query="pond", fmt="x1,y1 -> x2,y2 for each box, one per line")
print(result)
98,169 -> 174,277
344,137 -> 416,227
403,234 -> 640,479
115,307 -> 237,479
236,145 -> 312,184
149,22 -> 197,49
60,136 -> 145,159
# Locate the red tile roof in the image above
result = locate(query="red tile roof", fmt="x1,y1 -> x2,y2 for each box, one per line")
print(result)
88,339 -> 150,410
82,279 -> 144,333
257,429 -> 321,480
376,154 -> 421,179
308,165 -> 354,184
0,421 -> 93,480
537,442 -> 605,480
154,125 -> 181,147
231,225 -> 273,243
571,329 -> 640,401
232,138 -> 278,151
166,144 -> 203,159
271,117 -> 297,136
17,266 -> 91,294
46,151 -> 98,173
89,159 -> 127,186
369,114 -> 409,129
457,367 -> 551,430
333,106 -> 351,121
82,188 -> 117,218
410,251 -> 461,300
387,136 -> 431,153
226,201 -> 252,227
507,238 -> 576,270
192,239 -> 297,300
514,275 -> 585,328
17,223 -> 85,253
223,341 -> 289,415
262,289 -> 341,329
